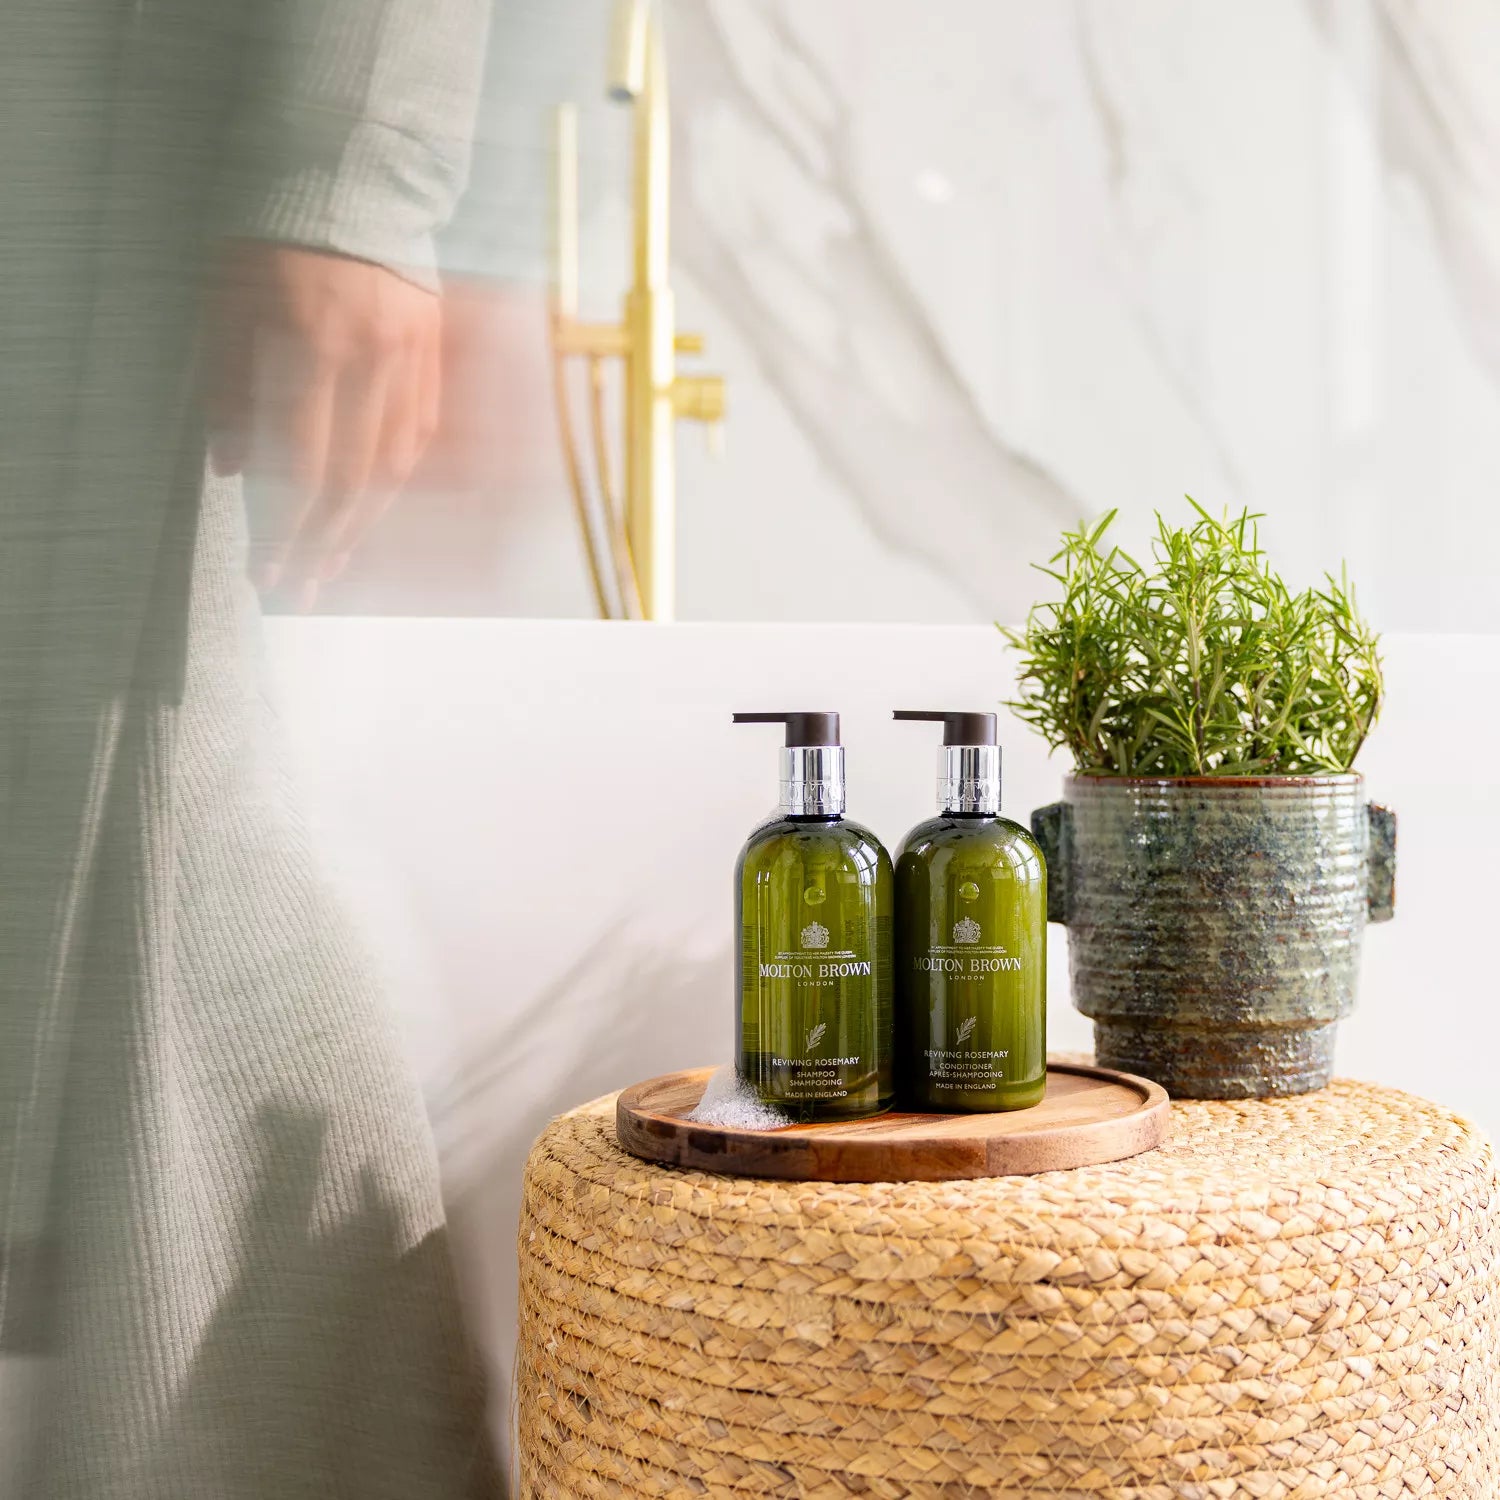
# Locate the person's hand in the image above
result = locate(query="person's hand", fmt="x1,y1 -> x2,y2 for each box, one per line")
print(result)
203,241 -> 441,607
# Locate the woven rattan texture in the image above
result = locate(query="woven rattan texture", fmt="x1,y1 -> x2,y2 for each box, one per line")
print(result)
517,1081 -> 1500,1499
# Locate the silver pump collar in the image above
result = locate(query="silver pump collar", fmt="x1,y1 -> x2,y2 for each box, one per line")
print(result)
939,744 -> 1000,815
781,745 -> 845,817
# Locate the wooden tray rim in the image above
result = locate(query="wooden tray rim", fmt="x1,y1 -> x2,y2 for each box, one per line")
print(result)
615,1061 -> 1171,1183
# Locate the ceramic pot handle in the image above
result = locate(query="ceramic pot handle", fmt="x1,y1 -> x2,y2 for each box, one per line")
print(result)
1030,802 -> 1071,925
1368,803 -> 1396,923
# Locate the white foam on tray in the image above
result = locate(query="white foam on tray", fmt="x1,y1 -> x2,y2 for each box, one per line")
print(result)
685,1067 -> 790,1132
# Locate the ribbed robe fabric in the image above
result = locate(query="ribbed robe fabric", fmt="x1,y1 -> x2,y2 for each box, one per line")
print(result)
0,0 -> 500,1494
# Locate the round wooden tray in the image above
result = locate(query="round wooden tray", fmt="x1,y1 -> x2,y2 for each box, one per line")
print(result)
615,1062 -> 1170,1183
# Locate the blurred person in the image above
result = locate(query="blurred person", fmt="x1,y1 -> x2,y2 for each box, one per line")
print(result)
0,0 -> 502,1495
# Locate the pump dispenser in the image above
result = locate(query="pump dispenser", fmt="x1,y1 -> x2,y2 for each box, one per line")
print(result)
732,710 -> 845,816
732,712 -> 893,1121
893,711 -> 1046,1111
893,708 -> 1002,814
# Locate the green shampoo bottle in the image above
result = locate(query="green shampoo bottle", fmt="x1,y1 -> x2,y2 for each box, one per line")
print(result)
733,711 -> 893,1122
893,711 -> 1046,1112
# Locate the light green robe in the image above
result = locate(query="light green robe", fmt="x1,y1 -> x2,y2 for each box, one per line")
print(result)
0,0 -> 500,1493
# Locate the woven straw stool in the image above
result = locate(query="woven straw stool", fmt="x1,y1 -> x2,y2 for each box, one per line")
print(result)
517,1080 -> 1499,1499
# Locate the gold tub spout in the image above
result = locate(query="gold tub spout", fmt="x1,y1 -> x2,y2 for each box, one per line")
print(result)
549,0 -> 724,621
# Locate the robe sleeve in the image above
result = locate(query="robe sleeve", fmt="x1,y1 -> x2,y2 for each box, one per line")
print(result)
219,0 -> 491,290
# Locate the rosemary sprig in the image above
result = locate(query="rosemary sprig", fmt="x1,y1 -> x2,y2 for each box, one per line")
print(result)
1002,501 -> 1383,776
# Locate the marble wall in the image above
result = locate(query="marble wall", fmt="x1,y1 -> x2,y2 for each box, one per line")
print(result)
322,0 -> 1500,630
666,0 -> 1500,630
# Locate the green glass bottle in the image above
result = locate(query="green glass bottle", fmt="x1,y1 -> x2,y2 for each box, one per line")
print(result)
733,711 -> 893,1122
893,711 -> 1046,1112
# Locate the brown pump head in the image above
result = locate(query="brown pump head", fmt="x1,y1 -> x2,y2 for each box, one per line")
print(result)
732,711 -> 841,747
893,710 -> 998,746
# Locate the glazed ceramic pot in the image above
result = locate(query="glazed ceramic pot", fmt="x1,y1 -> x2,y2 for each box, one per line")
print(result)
1031,775 -> 1396,1099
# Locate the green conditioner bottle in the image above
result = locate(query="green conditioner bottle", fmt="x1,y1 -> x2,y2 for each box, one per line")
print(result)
893,710 -> 1046,1112
732,711 -> 893,1122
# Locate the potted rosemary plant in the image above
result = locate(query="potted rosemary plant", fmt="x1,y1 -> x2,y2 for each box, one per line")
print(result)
1010,503 -> 1395,1098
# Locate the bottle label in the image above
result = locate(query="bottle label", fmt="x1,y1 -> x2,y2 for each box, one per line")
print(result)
912,954 -> 1023,974
759,944 -> 867,1097
759,956 -> 875,981
765,1047 -> 863,1099
923,1044 -> 1012,1090
737,835 -> 892,1117
911,924 -> 1030,1091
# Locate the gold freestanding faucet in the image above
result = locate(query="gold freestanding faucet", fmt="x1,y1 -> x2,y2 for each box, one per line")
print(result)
551,0 -> 725,622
